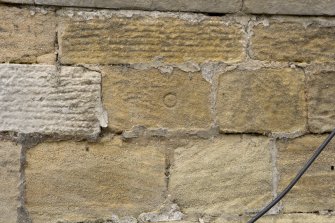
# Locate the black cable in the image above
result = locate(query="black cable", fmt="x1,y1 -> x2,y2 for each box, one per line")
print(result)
247,128 -> 335,223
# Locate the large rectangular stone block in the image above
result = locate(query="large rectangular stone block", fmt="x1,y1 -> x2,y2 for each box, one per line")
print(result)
102,66 -> 212,131
0,5 -> 56,64
306,65 -> 335,133
217,68 -> 307,134
2,0 -> 242,13
0,64 -> 104,136
244,0 -> 335,15
0,141 -> 21,223
25,136 -> 166,223
59,11 -> 244,65
277,135 -> 335,213
170,135 -> 273,216
251,19 -> 335,63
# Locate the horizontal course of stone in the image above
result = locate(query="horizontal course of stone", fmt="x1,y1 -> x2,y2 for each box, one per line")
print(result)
1,0 -> 335,15
2,134 -> 335,222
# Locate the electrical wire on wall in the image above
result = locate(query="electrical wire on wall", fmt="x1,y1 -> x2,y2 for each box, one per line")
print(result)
247,128 -> 335,223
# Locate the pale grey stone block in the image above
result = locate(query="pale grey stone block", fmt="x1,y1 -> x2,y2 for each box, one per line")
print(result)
0,64 -> 106,136
0,0 -> 34,4
34,0 -> 152,9
244,0 -> 335,15
2,0 -> 242,13
151,0 -> 241,13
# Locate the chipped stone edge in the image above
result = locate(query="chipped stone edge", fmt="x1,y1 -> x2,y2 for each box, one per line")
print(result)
55,8 -> 253,25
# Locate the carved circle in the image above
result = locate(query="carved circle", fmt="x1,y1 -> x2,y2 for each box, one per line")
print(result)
163,93 -> 177,108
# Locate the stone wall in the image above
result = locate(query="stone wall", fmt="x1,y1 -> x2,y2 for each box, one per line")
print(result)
0,1 -> 334,223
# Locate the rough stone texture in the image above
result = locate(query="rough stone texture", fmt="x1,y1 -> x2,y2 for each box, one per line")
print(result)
271,214 -> 335,223
217,68 -> 306,134
244,0 -> 335,15
35,0 -> 150,9
2,0 -> 242,13
277,135 -> 335,213
213,215 -> 274,223
237,214 -> 335,223
138,201 -> 184,223
59,12 -> 244,65
251,20 -> 335,63
151,0 -> 241,13
307,65 -> 335,133
58,215 -> 138,223
0,64 -> 104,136
0,5 -> 56,64
3,0 -> 335,15
102,66 -> 211,131
0,141 -> 20,223
0,0 -> 33,4
170,135 -> 273,216
25,136 -> 166,223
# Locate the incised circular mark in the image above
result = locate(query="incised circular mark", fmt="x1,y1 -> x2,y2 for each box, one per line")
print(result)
163,93 -> 177,108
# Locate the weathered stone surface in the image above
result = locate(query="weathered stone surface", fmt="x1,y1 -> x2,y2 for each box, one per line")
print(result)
0,64 -> 104,136
251,20 -> 335,63
307,65 -> 335,133
214,215 -> 275,223
59,11 -> 244,65
0,0 -> 33,4
2,0 -> 242,13
272,214 -> 335,223
0,141 -> 20,223
277,135 -> 335,213
0,5 -> 56,64
59,215 -> 138,223
102,66 -> 211,131
35,0 -> 150,8
217,68 -> 306,134
138,201 -> 184,223
244,0 -> 335,15
151,0 -> 241,13
240,214 -> 335,223
170,135 -> 273,215
25,136 -> 166,223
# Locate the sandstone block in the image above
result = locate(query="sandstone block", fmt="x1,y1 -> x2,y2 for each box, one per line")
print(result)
170,135 -> 273,216
0,5 -> 56,64
0,64 -> 104,136
306,65 -> 335,133
241,214 -> 335,223
277,135 -> 335,213
217,68 -> 306,134
0,141 -> 21,223
272,214 -> 335,223
102,66 -> 211,131
59,12 -> 244,65
244,0 -> 335,15
251,20 -> 335,63
25,136 -> 166,223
